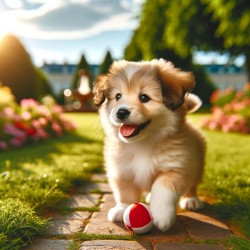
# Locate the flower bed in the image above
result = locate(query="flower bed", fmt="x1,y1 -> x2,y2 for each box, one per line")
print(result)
201,84 -> 250,134
0,84 -> 76,150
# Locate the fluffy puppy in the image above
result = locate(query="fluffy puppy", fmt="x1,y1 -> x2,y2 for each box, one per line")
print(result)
93,59 -> 206,231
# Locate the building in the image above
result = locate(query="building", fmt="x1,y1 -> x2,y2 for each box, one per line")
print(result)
40,63 -> 248,96
41,62 -> 99,95
204,64 -> 248,90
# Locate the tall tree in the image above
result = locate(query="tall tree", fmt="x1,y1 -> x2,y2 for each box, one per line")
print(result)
71,54 -> 91,89
124,0 -> 215,105
99,50 -> 114,74
129,0 -> 250,79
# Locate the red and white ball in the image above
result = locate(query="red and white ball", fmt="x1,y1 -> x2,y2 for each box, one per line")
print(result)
123,203 -> 153,234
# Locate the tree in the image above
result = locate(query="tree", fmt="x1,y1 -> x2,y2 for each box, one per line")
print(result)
124,0 -> 215,105
0,35 -> 37,102
99,50 -> 114,74
130,0 -> 250,79
202,0 -> 250,80
0,35 -> 54,102
71,54 -> 91,89
35,68 -> 55,99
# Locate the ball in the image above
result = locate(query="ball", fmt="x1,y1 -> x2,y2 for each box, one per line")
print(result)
123,203 -> 153,234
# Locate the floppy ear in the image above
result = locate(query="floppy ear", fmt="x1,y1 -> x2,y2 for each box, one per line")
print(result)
156,59 -> 195,111
93,75 -> 108,107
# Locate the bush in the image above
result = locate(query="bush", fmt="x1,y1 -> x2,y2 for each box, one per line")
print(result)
0,85 -> 76,150
201,84 -> 250,134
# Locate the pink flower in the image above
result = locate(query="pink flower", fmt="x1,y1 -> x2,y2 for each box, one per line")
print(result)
51,121 -> 63,137
38,117 -> 47,126
208,121 -> 219,130
0,141 -> 8,150
21,111 -> 32,120
20,99 -> 39,109
4,123 -> 26,139
10,137 -> 25,147
52,105 -> 63,113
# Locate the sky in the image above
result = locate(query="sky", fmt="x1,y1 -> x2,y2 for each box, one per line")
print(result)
0,0 -> 245,67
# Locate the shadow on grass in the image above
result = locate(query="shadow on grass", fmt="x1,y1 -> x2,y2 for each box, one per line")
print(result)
0,132 -> 103,172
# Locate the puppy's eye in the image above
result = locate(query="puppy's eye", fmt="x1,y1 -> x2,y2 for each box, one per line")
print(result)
116,93 -> 122,101
139,94 -> 150,103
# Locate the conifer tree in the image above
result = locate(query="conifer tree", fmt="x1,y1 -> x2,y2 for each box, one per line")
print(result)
99,50 -> 114,74
71,54 -> 91,89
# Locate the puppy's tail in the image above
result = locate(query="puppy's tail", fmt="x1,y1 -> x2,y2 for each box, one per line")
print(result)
185,94 -> 202,113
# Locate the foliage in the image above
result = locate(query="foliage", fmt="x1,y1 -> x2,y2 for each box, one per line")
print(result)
34,68 -> 55,100
99,50 -> 114,75
202,0 -> 250,51
201,84 -> 250,133
0,35 -> 54,102
0,35 -> 37,102
124,0 -> 216,106
71,54 -> 91,90
0,85 -> 76,150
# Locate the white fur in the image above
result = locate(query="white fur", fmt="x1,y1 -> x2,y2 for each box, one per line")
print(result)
150,180 -> 179,231
108,203 -> 128,222
179,197 -> 204,210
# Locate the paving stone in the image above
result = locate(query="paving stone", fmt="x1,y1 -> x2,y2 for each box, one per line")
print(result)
179,211 -> 232,240
142,219 -> 187,242
79,182 -> 112,193
45,219 -> 85,236
52,211 -> 90,220
92,194 -> 115,220
83,219 -> 131,235
80,240 -> 153,250
61,194 -> 101,208
26,239 -> 73,250
45,211 -> 90,236
154,242 -> 225,250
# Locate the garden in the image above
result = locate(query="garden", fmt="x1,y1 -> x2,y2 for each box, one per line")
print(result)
0,83 -> 250,249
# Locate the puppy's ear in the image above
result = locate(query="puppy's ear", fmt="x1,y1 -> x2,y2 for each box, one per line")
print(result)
93,75 -> 108,107
156,59 -> 195,111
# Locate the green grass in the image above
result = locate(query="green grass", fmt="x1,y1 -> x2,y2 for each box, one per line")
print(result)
191,114 -> 250,248
0,113 -> 249,249
0,113 -> 104,249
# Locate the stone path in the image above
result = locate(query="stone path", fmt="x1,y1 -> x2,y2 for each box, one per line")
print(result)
26,173 -> 234,250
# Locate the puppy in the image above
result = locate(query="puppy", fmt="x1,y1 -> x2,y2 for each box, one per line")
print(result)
93,59 -> 206,231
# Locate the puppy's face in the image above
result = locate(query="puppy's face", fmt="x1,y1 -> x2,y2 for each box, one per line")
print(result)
93,59 -> 195,143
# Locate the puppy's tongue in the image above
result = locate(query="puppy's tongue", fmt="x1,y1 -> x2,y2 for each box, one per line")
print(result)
119,124 -> 137,137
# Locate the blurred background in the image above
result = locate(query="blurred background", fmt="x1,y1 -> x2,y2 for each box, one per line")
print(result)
0,0 -> 249,110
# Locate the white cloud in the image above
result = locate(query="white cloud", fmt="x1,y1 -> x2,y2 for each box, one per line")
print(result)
1,0 -> 142,40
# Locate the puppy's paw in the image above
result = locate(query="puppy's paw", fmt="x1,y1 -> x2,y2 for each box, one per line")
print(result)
150,203 -> 176,231
108,204 -> 128,222
179,197 -> 204,211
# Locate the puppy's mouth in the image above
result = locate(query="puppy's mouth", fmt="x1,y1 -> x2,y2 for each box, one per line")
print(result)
119,120 -> 151,138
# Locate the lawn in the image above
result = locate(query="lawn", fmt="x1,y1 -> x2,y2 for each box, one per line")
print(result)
0,112 -> 249,249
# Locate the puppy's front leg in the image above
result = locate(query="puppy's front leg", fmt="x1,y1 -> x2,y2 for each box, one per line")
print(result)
108,178 -> 141,222
150,172 -> 184,231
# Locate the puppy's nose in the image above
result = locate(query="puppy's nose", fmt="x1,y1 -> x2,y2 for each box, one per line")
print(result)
116,108 -> 130,120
